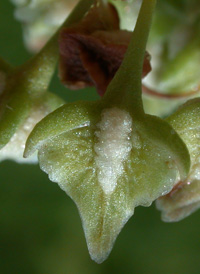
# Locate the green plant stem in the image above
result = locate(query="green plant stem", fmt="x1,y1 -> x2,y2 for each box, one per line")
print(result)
15,0 -> 96,94
103,0 -> 157,117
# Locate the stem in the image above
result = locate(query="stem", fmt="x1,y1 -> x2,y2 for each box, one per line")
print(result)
103,0 -> 157,116
16,0 -> 96,94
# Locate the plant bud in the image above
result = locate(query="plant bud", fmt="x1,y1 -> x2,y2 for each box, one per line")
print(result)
157,98 -> 200,221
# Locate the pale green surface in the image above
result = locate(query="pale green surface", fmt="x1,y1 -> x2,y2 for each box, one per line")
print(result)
25,100 -> 190,262
25,0 -> 190,263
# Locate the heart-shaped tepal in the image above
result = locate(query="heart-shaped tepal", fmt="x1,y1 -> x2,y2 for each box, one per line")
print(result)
157,98 -> 200,222
24,0 -> 190,263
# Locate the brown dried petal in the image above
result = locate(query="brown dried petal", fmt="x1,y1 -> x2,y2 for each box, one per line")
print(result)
59,1 -> 151,96
71,1 -> 120,34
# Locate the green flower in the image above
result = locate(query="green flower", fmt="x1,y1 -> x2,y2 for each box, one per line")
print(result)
24,0 -> 190,263
157,98 -> 200,221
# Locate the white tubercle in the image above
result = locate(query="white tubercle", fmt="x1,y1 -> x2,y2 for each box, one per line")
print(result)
94,107 -> 132,195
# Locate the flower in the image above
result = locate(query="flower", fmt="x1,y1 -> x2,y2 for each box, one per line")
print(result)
24,0 -> 189,263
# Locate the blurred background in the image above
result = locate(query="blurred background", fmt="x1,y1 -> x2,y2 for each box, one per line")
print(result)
1,1 -> 200,273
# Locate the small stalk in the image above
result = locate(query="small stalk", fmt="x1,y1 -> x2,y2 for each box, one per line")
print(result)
103,0 -> 157,117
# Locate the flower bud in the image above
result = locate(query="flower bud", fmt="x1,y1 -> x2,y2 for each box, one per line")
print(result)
157,98 -> 200,221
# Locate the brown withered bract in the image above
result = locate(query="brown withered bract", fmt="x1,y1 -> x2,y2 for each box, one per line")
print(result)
59,0 -> 151,96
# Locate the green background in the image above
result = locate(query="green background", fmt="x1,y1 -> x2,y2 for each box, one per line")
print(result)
0,1 -> 200,273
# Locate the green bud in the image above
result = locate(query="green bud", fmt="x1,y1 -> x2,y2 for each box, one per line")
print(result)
157,98 -> 200,221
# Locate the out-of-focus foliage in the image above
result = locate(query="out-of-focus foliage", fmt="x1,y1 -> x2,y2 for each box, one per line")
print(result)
146,0 -> 200,94
11,0 -> 78,52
